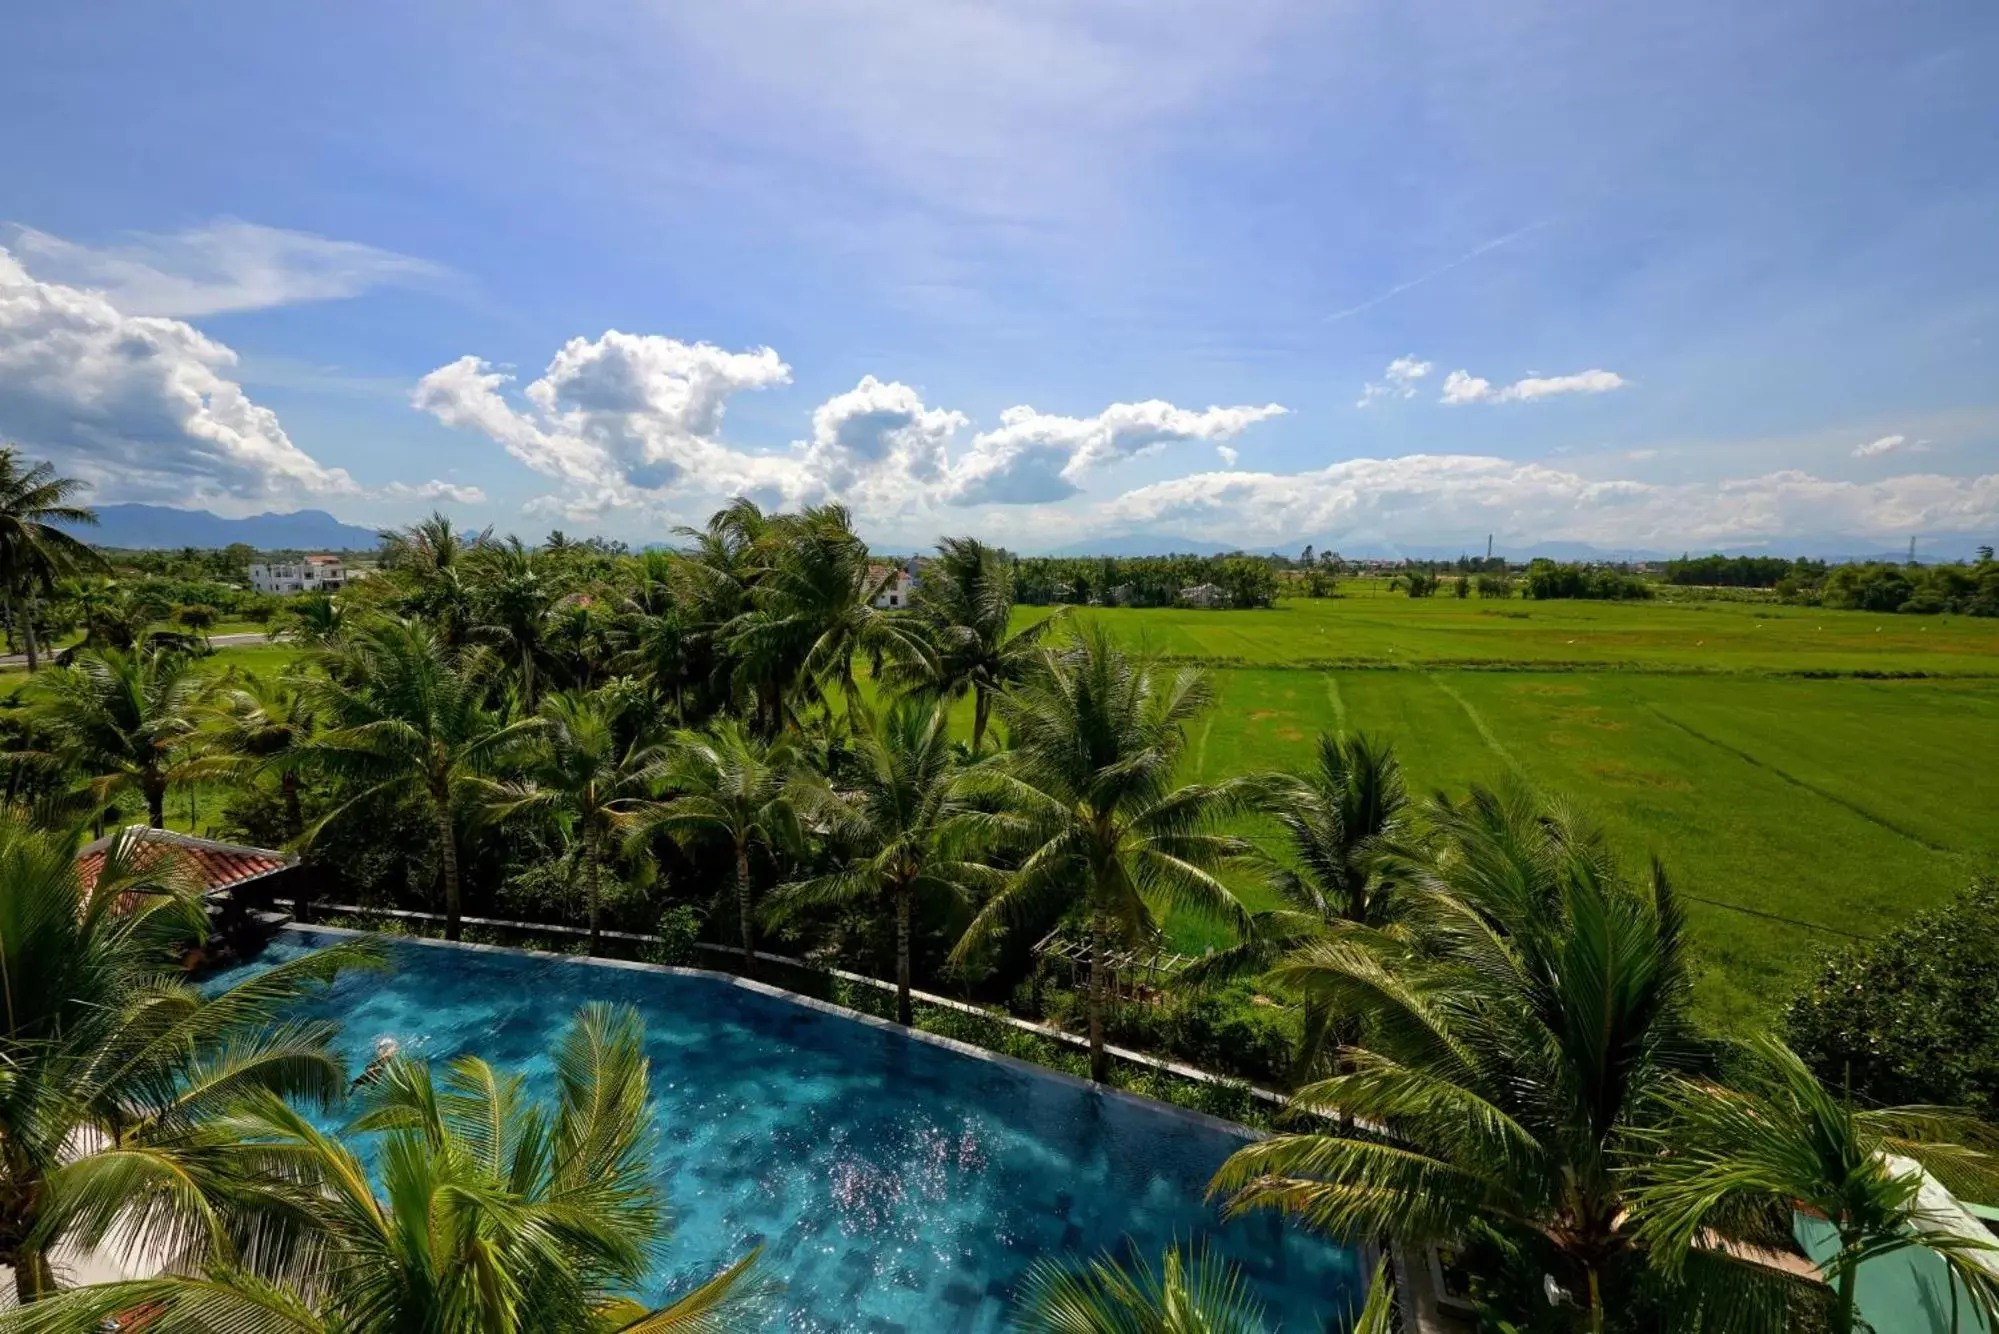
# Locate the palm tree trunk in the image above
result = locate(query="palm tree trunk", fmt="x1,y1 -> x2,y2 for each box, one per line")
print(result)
895,887 -> 913,1026
21,593 -> 39,673
586,832 -> 603,957
280,770 -> 310,921
1087,914 -> 1108,1084
736,844 -> 754,974
281,770 -> 305,843
145,772 -> 166,829
1832,1255 -> 1858,1334
435,798 -> 463,942
10,1243 -> 52,1305
972,685 -> 992,755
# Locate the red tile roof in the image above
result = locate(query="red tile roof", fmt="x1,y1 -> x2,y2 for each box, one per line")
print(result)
76,828 -> 295,903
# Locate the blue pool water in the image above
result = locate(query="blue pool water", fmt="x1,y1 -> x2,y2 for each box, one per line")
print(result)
215,929 -> 1364,1331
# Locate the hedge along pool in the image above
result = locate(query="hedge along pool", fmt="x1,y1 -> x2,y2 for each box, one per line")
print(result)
212,929 -> 1366,1331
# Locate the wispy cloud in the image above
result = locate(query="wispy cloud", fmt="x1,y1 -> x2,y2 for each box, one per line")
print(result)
1356,355 -> 1433,407
6,220 -> 445,317
1324,221 -> 1550,324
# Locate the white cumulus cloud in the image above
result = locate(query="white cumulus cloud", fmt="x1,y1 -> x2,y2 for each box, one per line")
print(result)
1440,369 -> 1495,404
1852,433 -> 1927,458
1216,444 -> 1239,467
413,333 -> 796,515
0,247 -> 464,510
380,479 -> 489,505
1356,355 -> 1433,408
417,334 -> 1290,524
6,220 -> 444,317
1440,366 -> 1627,404
796,375 -> 969,518
1094,455 -> 1999,548
944,400 -> 1286,505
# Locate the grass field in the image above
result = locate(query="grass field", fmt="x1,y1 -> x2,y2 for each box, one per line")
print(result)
1018,594 -> 1999,677
1015,596 -> 1999,1027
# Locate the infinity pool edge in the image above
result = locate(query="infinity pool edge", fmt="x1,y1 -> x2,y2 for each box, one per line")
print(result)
279,922 -> 1269,1144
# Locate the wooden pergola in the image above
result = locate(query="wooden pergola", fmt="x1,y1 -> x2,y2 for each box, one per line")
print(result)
1032,930 -> 1198,1007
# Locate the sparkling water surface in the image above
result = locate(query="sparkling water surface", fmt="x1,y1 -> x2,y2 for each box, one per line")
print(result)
214,929 -> 1363,1331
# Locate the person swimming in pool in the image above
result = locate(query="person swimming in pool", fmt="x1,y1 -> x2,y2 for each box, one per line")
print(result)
352,1036 -> 399,1090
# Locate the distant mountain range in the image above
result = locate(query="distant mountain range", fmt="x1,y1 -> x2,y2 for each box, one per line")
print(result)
1041,534 -> 1242,558
65,505 -> 384,552
51,506 -> 1988,563
1032,532 -> 1990,563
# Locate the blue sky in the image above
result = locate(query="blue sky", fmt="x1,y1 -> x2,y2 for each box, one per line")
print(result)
2,0 -> 1995,553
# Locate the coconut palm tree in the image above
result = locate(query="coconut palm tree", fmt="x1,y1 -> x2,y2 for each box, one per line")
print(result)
1632,1036 -> 1999,1334
615,550 -> 693,721
953,626 -> 1257,1083
671,498 -> 769,719
301,618 -> 545,941
381,511 -> 491,646
30,645 -> 211,828
272,590 -> 345,651
486,688 -> 667,955
63,577 -> 150,652
545,595 -> 620,693
1013,1246 -> 1396,1334
0,816 -> 370,1305
1187,731 -> 1411,1067
894,536 -> 1062,755
1209,786 -> 1710,1332
469,535 -> 559,708
1013,1243 -> 1271,1334
639,720 -> 802,973
769,699 -> 998,1024
0,447 -> 104,672
189,673 -> 317,914
0,1005 -> 773,1331
724,504 -> 931,731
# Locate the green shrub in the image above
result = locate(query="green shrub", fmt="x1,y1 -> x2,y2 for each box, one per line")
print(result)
646,904 -> 704,965
1106,988 -> 1299,1087
1522,560 -> 1653,601
1783,877 -> 1999,1118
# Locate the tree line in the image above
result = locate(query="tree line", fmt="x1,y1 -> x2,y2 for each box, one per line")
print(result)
1011,553 -> 1282,607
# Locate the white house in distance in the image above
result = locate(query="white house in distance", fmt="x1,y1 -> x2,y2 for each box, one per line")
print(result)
870,562 -> 916,609
248,554 -> 347,595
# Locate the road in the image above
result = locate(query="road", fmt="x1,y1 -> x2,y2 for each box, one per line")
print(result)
0,631 -> 275,669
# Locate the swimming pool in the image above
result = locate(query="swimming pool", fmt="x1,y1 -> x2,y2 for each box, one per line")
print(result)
216,928 -> 1365,1331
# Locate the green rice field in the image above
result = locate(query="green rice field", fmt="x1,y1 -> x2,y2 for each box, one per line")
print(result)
1024,596 -> 1999,1027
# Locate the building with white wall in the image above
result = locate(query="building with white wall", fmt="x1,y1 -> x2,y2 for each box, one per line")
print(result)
870,564 -> 916,609
248,554 -> 346,595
